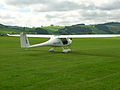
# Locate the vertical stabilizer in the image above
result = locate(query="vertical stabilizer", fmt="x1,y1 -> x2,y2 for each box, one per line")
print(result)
20,32 -> 30,48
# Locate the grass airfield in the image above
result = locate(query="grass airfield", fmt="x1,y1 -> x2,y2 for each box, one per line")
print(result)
0,36 -> 120,90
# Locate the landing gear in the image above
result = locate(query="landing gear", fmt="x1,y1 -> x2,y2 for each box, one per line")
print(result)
49,48 -> 55,52
62,47 -> 71,53
48,47 -> 71,53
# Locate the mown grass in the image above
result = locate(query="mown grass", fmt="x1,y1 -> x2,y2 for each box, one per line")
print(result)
0,36 -> 120,90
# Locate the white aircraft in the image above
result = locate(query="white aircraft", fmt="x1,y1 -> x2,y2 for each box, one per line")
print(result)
9,33 -> 120,53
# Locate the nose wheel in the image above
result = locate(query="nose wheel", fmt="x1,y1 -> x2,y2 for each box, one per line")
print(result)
49,47 -> 71,53
62,47 -> 71,53
49,48 -> 55,52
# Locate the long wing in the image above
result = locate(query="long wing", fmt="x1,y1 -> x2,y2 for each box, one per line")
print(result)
8,34 -> 120,38
56,34 -> 120,38
8,34 -> 54,38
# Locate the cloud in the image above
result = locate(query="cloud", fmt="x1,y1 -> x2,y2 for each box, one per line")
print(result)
0,0 -> 120,27
98,0 -> 120,10
3,0 -> 51,6
1,0 -> 96,12
40,1 -> 96,12
1,0 -> 120,12
0,9 -> 50,27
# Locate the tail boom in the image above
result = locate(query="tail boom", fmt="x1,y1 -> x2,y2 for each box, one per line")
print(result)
20,32 -> 50,48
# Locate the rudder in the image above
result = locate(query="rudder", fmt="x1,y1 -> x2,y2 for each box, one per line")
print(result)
20,32 -> 30,48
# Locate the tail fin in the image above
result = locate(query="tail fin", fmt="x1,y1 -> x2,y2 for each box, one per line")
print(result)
20,32 -> 30,48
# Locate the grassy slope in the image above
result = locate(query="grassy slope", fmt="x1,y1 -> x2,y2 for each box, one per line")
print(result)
83,25 -> 108,34
41,26 -> 65,34
107,25 -> 120,33
0,37 -> 120,90
0,26 -> 21,34
0,24 -> 120,34
42,26 -> 65,31
0,28 -> 20,34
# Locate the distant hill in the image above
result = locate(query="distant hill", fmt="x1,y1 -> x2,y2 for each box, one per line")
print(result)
58,22 -> 120,34
0,24 -> 24,34
99,22 -> 120,25
0,22 -> 120,35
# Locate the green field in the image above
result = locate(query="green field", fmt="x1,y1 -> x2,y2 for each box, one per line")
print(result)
42,26 -> 65,31
0,36 -> 120,90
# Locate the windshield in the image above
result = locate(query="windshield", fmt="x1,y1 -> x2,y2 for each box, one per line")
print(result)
60,38 -> 68,45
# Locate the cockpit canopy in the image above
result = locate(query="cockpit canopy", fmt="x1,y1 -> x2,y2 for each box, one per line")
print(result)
60,38 -> 68,45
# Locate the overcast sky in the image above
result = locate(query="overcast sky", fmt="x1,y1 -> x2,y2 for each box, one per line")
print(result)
0,0 -> 120,27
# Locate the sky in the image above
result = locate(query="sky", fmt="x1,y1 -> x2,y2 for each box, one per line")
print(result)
0,0 -> 120,27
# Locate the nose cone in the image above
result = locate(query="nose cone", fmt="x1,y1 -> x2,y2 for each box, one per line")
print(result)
68,39 -> 72,45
